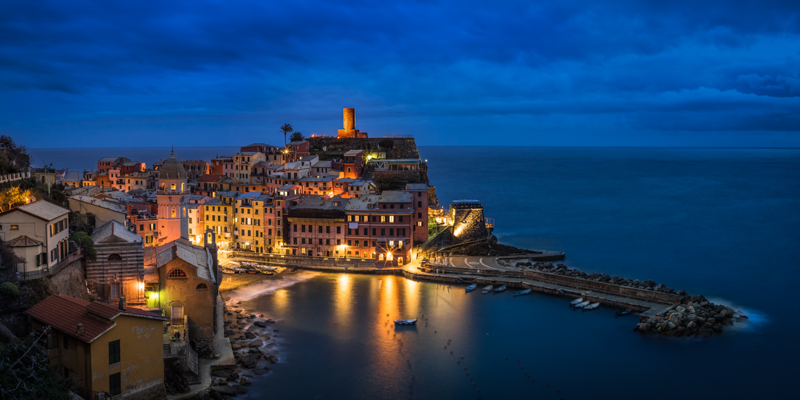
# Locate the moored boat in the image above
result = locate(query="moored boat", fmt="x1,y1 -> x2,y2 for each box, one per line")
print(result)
573,300 -> 591,309
482,285 -> 494,293
394,319 -> 417,325
569,297 -> 584,305
582,302 -> 600,311
465,284 -> 478,292
615,309 -> 632,316
494,285 -> 507,293
513,289 -> 532,296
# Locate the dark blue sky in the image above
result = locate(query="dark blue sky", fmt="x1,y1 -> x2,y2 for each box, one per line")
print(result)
2,0 -> 799,148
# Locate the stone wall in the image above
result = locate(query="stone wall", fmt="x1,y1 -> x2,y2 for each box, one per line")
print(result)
49,258 -> 90,301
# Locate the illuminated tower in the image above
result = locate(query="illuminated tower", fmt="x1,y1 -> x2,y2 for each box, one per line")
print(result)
156,151 -> 189,244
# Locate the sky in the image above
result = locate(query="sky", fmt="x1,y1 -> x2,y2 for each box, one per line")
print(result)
1,0 -> 799,148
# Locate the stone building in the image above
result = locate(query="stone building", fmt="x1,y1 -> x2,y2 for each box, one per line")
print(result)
153,236 -> 219,342
87,220 -> 145,304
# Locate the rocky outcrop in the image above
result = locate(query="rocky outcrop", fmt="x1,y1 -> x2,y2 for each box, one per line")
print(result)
527,262 -> 679,293
635,295 -> 748,337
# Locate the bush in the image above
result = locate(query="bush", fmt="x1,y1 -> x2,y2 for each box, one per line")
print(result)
0,281 -> 19,297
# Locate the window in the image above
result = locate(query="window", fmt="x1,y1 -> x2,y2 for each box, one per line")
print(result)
381,216 -> 386,223
11,225 -> 19,231
418,201 -> 422,208
319,226 -> 323,233
389,216 -> 395,223
336,227 -> 341,234
110,373 -> 121,396
326,226 -> 330,234
168,269 -> 187,278
108,254 -> 122,261
196,283 -> 209,291
109,340 -> 120,364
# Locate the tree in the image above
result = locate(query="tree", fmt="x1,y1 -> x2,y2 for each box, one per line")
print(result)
69,231 -> 96,262
0,330 -> 73,400
0,135 -> 32,175
289,131 -> 305,142
0,186 -> 34,212
280,123 -> 293,147
69,211 -> 94,235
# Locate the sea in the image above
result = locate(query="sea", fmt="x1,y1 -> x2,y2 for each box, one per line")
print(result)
29,146 -> 800,399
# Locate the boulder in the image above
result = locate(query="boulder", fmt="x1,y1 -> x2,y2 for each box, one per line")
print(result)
249,340 -> 263,348
210,386 -> 237,396
253,320 -> 268,328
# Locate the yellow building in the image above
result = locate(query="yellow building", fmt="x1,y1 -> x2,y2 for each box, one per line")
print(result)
25,295 -> 168,399
203,190 -> 237,248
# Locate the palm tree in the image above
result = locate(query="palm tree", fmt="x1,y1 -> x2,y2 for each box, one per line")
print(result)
280,123 -> 293,147
289,131 -> 305,142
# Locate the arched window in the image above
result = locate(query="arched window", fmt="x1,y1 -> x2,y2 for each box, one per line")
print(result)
196,283 -> 208,291
181,183 -> 185,192
168,269 -> 187,278
108,254 -> 122,261
170,183 -> 176,191
171,208 -> 176,218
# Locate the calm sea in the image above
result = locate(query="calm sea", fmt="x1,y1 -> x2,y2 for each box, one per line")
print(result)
33,146 -> 800,398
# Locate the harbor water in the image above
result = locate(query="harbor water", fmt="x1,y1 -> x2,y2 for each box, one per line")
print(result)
31,146 -> 800,398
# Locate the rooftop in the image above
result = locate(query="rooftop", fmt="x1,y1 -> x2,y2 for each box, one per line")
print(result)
406,183 -> 428,191
377,190 -> 412,203
344,150 -> 363,156
155,239 -> 216,283
70,195 -> 127,213
7,200 -> 70,221
91,220 -> 142,244
25,295 -> 167,344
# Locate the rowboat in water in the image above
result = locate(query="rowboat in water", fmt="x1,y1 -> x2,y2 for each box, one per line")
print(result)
494,285 -> 507,293
394,319 -> 417,325
482,285 -> 494,293
573,300 -> 591,309
582,302 -> 600,311
615,309 -> 632,316
465,284 -> 478,292
513,289 -> 532,296
569,297 -> 584,305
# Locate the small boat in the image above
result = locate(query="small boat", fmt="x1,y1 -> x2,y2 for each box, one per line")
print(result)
583,302 -> 600,311
615,309 -> 632,316
569,297 -> 584,305
465,284 -> 477,292
513,289 -> 532,296
573,300 -> 591,309
482,285 -> 494,293
394,319 -> 417,325
494,285 -> 507,293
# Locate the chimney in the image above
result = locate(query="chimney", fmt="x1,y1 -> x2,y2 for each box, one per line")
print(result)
76,323 -> 84,336
119,297 -> 126,311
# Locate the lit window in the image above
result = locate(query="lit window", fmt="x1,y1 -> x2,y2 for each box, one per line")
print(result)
389,216 -> 395,223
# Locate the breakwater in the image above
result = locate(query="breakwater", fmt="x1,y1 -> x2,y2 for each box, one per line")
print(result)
230,252 -> 744,336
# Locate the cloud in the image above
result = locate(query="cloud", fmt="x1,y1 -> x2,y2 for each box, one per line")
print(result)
0,0 -> 799,147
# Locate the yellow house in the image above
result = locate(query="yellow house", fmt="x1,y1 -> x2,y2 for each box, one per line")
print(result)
203,191 -> 237,248
26,295 -> 168,400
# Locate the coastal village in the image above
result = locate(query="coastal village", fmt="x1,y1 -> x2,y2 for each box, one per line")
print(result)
0,109 -> 747,400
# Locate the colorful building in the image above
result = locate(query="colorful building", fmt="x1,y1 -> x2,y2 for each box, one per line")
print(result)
25,295 -> 168,400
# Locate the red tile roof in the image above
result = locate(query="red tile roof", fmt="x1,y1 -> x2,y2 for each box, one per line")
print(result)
25,295 -> 166,343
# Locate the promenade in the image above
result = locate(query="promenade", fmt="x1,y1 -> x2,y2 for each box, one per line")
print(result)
228,252 -> 678,317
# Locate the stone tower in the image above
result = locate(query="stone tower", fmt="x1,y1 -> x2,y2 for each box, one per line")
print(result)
337,108 -> 368,138
449,200 -> 488,243
156,150 -> 189,244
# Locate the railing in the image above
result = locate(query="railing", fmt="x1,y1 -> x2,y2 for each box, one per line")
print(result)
0,171 -> 30,184
47,249 -> 83,277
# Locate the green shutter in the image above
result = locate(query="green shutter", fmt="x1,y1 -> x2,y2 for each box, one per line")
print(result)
110,372 -> 121,396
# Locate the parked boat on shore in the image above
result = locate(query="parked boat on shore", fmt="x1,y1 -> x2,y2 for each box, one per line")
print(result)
458,277 -> 476,283
573,300 -> 591,309
394,319 -> 417,325
513,289 -> 532,296
569,297 -> 584,305
465,284 -> 478,292
494,285 -> 507,293
583,302 -> 600,311
482,285 -> 494,293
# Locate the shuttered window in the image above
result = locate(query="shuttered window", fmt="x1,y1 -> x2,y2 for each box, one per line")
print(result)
109,340 -> 120,364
